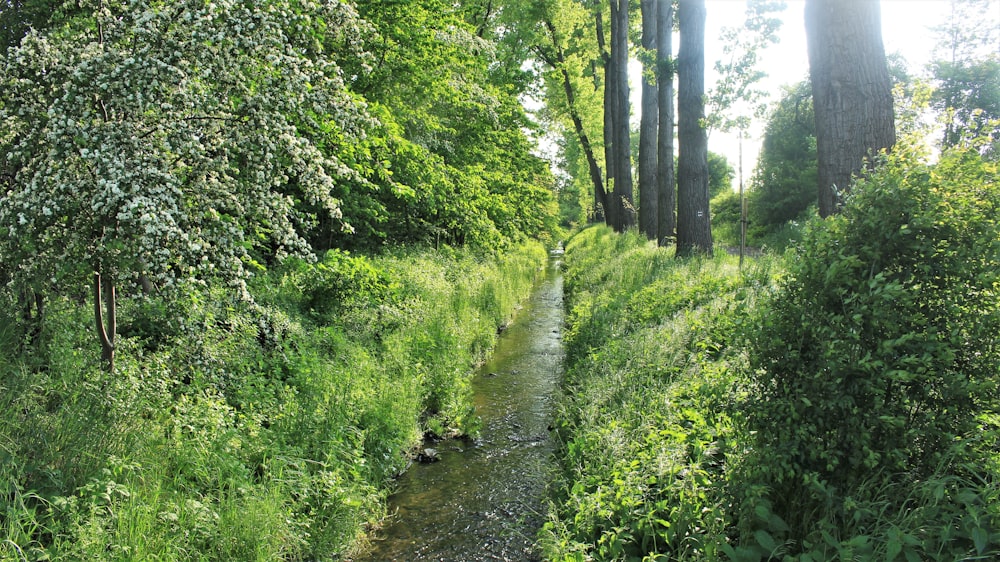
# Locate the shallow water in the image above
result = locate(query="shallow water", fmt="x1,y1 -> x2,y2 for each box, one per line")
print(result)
354,253 -> 564,561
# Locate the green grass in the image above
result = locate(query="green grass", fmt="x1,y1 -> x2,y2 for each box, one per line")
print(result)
544,215 -> 1000,561
543,226 -> 771,561
0,241 -> 548,560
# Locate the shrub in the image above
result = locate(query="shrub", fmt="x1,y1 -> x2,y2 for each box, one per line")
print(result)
736,147 -> 1000,557
0,241 -> 548,560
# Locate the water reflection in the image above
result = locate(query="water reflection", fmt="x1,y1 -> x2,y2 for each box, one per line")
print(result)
354,254 -> 564,561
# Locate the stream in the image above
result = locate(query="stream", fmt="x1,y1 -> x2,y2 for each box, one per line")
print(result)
354,250 -> 565,561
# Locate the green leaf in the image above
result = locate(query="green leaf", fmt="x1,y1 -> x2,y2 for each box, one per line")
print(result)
886,534 -> 902,560
972,527 -> 988,555
719,542 -> 764,562
767,511 -> 790,533
846,534 -> 871,549
754,529 -> 778,553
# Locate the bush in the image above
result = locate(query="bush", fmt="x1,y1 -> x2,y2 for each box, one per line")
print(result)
735,147 -> 1000,558
711,189 -> 743,248
0,241 -> 548,560
549,154 -> 1000,560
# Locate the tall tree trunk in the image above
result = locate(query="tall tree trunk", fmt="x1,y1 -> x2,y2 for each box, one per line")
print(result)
94,271 -> 116,373
638,0 -> 659,240
805,0 -> 895,217
603,51 -> 619,229
537,19 -> 608,222
676,0 -> 713,256
562,64 -> 608,223
597,0 -> 617,228
609,0 -> 635,231
656,0 -> 676,245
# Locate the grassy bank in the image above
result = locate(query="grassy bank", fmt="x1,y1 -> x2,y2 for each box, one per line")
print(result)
545,149 -> 1000,562
542,226 -> 767,560
1,242 -> 547,560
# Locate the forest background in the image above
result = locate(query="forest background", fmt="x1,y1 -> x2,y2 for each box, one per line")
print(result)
1,0 -> 999,560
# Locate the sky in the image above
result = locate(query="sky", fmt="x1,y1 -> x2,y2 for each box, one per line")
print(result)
697,0 -> 996,189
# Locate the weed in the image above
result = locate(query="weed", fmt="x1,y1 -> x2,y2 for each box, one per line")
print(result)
0,241 -> 548,560
547,144 -> 1000,562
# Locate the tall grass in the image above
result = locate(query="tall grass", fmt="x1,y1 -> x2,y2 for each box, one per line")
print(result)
543,226 -> 772,560
0,241 -> 547,560
544,151 -> 1000,562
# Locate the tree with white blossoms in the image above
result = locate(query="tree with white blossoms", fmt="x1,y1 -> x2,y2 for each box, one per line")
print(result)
0,0 -> 374,372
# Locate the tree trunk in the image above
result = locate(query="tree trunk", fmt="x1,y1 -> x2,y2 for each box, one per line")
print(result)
94,271 -> 117,373
656,0 -> 676,245
564,63 -> 609,223
603,52 -> 619,229
538,19 -> 608,222
597,1 -> 617,229
676,0 -> 712,256
609,0 -> 635,231
18,288 -> 44,346
805,0 -> 895,217
638,0 -> 659,240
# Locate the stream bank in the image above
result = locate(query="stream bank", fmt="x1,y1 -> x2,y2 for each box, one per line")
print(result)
355,251 -> 565,561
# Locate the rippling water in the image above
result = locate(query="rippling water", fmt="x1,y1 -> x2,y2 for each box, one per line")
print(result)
354,253 -> 564,561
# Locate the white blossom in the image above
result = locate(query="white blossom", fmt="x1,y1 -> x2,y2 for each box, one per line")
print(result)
0,0 -> 375,298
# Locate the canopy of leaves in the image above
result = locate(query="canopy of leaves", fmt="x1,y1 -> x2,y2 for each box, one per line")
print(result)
707,151 -> 734,199
339,0 -> 559,251
0,0 -> 74,49
2,0 -> 559,311
1,0 -> 374,300
706,0 -> 785,134
507,0 -> 605,225
929,0 -> 1000,150
932,57 -> 1000,149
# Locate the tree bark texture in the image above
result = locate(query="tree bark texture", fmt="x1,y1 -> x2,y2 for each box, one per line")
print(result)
17,288 -> 44,346
608,0 -> 635,232
676,0 -> 713,256
656,0 -> 676,245
638,0 -> 659,240
602,52 -> 618,228
805,0 -> 896,217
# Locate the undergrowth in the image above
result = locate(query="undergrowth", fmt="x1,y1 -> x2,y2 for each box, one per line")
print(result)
543,226 -> 769,560
544,146 -> 1000,562
0,242 -> 547,561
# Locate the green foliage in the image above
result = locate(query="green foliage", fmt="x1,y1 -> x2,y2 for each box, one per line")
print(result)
928,0 -> 1000,151
735,146 -> 1000,558
707,152 -> 738,246
544,226 -> 771,561
549,150 -> 1000,560
932,56 -> 1000,149
509,0 -> 604,226
0,0 -> 76,50
302,249 -> 399,320
710,187 -> 742,247
0,242 -> 547,560
746,81 -> 817,245
707,0 -> 786,134
1,0 -> 373,299
708,151 -> 736,200
337,0 -> 560,252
